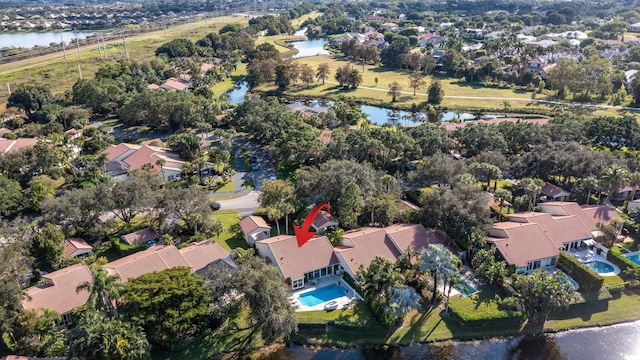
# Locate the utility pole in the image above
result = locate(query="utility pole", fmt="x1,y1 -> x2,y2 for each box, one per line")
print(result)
122,28 -> 129,59
60,33 -> 67,59
73,28 -> 81,57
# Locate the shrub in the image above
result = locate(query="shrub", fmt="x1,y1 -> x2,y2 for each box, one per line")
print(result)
497,296 -> 518,311
607,246 -> 639,272
449,300 -> 524,326
111,236 -> 146,256
604,283 -> 625,294
557,252 -> 604,291
627,280 -> 640,289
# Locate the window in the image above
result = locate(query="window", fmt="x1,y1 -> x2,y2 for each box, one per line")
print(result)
314,270 -> 320,279
292,278 -> 304,289
167,175 -> 175,181
550,257 -> 556,266
321,268 -> 327,276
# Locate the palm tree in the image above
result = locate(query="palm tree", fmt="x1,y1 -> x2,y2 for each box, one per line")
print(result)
420,244 -> 459,304
444,271 -> 464,314
387,285 -> 421,317
629,172 -> 640,201
601,165 -> 629,202
77,268 -> 125,318
494,188 -> 512,222
155,158 -> 166,182
520,178 -> 544,211
580,176 -> 598,205
358,256 -> 405,304
327,228 -> 344,246
211,218 -> 224,242
267,206 -> 283,235
278,201 -> 295,235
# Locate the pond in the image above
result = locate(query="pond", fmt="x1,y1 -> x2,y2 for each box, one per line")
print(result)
226,81 -> 250,105
264,320 -> 640,359
289,38 -> 331,58
0,31 -> 95,49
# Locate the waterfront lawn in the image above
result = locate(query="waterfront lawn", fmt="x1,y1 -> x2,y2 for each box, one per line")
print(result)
211,62 -> 247,96
296,302 -> 384,330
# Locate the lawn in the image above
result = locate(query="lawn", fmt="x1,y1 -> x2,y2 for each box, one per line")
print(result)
0,15 -> 248,112
212,209 -> 247,252
211,62 -> 247,96
213,178 -> 235,193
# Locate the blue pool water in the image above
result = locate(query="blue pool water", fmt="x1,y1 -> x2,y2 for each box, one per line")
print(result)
298,284 -> 347,307
584,260 -> 615,274
454,281 -> 477,297
627,253 -> 640,265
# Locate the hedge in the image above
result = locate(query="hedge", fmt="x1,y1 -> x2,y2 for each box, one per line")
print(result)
556,252 -> 604,291
111,236 -> 146,257
296,318 -> 327,329
604,283 -> 625,294
571,287 -> 612,305
607,246 -> 639,271
449,300 -> 524,327
333,320 -> 388,331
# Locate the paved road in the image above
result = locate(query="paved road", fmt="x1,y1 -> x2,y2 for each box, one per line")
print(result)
217,191 -> 260,216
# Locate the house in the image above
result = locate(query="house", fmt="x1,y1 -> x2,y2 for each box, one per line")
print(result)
630,22 -> 640,32
335,224 -> 460,279
547,31 -> 588,40
334,32 -> 365,45
396,199 -> 421,211
418,33 -> 442,47
178,241 -> 237,274
120,227 -> 157,246
102,245 -> 190,282
489,202 -> 624,274
380,22 -> 398,31
255,235 -> 340,289
312,210 -> 339,234
0,127 -> 10,137
160,76 -> 191,91
628,200 -> 640,213
431,49 -> 445,60
63,128 -> 81,139
486,192 -> 511,210
21,264 -> 93,325
539,202 -> 623,233
101,142 -> 213,182
612,184 -> 636,201
239,216 -> 271,245
0,138 -> 38,154
541,182 -> 570,202
625,69 -> 638,89
63,238 -> 93,258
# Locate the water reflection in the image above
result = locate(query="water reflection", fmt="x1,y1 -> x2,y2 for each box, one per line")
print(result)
505,335 -> 566,360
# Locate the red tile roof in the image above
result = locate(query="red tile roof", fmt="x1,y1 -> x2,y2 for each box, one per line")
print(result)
22,264 -> 92,315
312,211 -> 338,229
541,182 -> 570,198
581,205 -> 624,228
121,227 -> 157,246
63,238 -> 93,257
0,138 -> 38,153
239,216 -> 270,235
335,227 -> 402,277
487,222 -> 559,267
385,224 -> 460,254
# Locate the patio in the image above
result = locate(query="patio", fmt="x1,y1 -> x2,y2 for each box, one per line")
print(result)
289,275 -> 361,312
570,248 -> 621,276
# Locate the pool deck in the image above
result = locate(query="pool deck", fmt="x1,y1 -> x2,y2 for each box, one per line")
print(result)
289,275 -> 362,312
573,250 -> 620,276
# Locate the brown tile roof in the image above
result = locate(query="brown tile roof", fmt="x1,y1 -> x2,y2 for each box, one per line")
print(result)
64,128 -> 79,136
161,77 -> 191,91
509,212 -> 592,248
0,127 -> 10,135
102,245 -> 189,282
121,227 -> 157,246
319,129 -> 333,145
335,228 -> 402,276
239,216 -> 270,235
0,138 -> 38,153
256,235 -> 338,280
486,192 -> 511,208
541,182 -> 570,198
312,211 -> 338,229
147,83 -> 161,90
487,223 -> 559,267
385,224 -> 460,254
102,143 -> 135,162
201,63 -> 215,73
396,199 -> 421,211
22,264 -> 92,315
581,205 -> 624,228
63,238 -> 92,257
179,241 -> 233,272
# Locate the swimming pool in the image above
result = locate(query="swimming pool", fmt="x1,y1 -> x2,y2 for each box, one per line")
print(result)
556,271 -> 579,290
298,284 -> 347,307
584,260 -> 615,274
453,281 -> 477,297
626,253 -> 640,266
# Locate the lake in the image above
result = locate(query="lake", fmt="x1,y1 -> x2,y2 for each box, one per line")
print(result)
290,38 -> 331,58
265,320 -> 640,359
0,31 -> 95,49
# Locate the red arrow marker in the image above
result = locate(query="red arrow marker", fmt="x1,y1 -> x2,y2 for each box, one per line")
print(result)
294,203 -> 330,247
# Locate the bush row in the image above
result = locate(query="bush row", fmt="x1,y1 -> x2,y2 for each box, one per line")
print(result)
604,283 -> 625,294
557,252 -> 604,291
607,246 -> 639,272
111,236 -> 147,257
448,301 -> 524,327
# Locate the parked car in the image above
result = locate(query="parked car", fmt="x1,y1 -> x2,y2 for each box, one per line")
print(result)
251,163 -> 259,171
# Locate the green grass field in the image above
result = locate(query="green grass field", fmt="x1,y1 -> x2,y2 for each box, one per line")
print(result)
211,209 -> 246,252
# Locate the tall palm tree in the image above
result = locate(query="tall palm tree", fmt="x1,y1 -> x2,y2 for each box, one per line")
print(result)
420,244 -> 459,304
267,206 -> 283,235
494,188 -> 512,222
580,176 -> 599,205
278,201 -> 295,235
629,172 -> 640,201
211,218 -> 224,242
77,268 -> 125,318
601,165 -> 629,202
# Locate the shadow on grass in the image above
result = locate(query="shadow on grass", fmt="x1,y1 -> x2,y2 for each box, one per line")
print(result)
449,80 -> 530,95
548,299 -> 610,322
473,285 -> 500,310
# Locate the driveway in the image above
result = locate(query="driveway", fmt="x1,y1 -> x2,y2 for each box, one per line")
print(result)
217,191 -> 260,216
